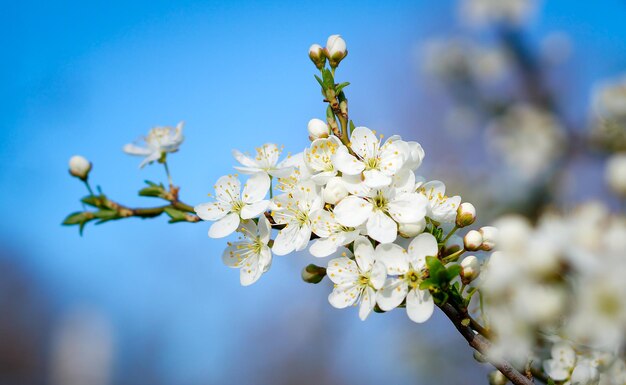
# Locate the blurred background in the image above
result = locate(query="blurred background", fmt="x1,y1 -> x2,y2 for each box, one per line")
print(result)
2,0 -> 626,384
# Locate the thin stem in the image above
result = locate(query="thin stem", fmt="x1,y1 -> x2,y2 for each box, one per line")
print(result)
163,161 -> 174,188
442,248 -> 465,263
441,225 -> 458,245
438,303 -> 534,385
83,180 -> 95,196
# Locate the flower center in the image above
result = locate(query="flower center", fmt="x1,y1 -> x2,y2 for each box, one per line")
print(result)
358,272 -> 371,287
371,191 -> 388,211
404,269 -> 422,290
231,200 -> 245,214
364,157 -> 380,171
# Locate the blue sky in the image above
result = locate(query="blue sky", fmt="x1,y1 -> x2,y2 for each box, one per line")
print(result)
2,1 -> 626,384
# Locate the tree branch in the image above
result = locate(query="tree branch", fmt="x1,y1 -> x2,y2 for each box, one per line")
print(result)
438,303 -> 534,385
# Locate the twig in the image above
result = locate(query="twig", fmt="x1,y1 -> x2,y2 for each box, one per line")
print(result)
438,303 -> 534,385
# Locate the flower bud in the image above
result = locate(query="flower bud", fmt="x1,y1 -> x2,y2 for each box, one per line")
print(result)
488,371 -> 507,385
606,152 -> 626,197
323,177 -> 349,205
308,43 -> 326,70
301,264 -> 326,284
399,220 -> 426,238
325,34 -> 347,67
68,155 -> 92,180
464,230 -> 483,251
460,255 -> 480,284
307,118 -> 330,140
479,226 -> 498,251
456,202 -> 477,227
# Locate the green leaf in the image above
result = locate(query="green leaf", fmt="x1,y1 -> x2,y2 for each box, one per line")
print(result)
314,74 -> 324,88
321,68 -> 335,88
547,379 -> 556,385
139,185 -> 165,198
349,120 -> 356,134
62,211 -> 88,225
446,265 -> 462,281
335,81 -> 350,94
93,209 -> 119,220
164,207 -> 188,223
81,195 -> 102,208
426,256 -> 445,278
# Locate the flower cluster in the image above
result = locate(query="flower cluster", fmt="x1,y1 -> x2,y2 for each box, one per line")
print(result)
194,125 -> 478,323
479,202 -> 626,383
192,35 -> 483,323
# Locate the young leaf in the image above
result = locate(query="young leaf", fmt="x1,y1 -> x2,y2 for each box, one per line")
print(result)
335,81 -> 350,94
164,207 -> 188,223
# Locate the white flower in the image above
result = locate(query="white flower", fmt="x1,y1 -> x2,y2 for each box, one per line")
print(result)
543,342 -> 576,382
606,153 -> 626,197
322,176 -> 349,205
123,122 -> 184,168
271,181 -> 323,255
570,359 -> 600,385
325,34 -> 347,62
307,118 -> 329,139
416,179 -> 462,223
232,143 -> 293,178
195,173 -> 270,238
309,209 -> 360,257
333,127 -> 407,188
333,184 -> 428,244
326,237 -> 387,320
304,136 -> 342,184
222,217 -> 272,286
376,233 -> 438,323
274,152 -> 313,194
68,155 -> 92,180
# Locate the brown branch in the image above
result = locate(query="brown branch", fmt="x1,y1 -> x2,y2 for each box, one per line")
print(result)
438,303 -> 534,385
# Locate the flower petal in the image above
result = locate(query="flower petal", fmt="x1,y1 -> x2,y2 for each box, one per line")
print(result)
241,200 -> 269,219
232,149 -> 260,168
359,287 -> 377,320
377,277 -> 409,311
370,261 -> 387,290
123,144 -> 152,156
406,288 -> 434,323
388,192 -> 428,224
208,213 -> 240,238
353,236 -> 375,272
239,254 -> 262,286
374,243 -> 409,275
214,175 -> 241,203
327,257 -> 359,285
334,196 -> 372,227
272,225 -> 298,256
407,233 -> 439,268
258,216 -> 271,244
366,210 -> 397,244
332,146 -> 365,175
328,283 -> 359,309
194,201 -> 229,221
242,173 -> 270,203
350,126 -> 379,160
363,169 -> 392,188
